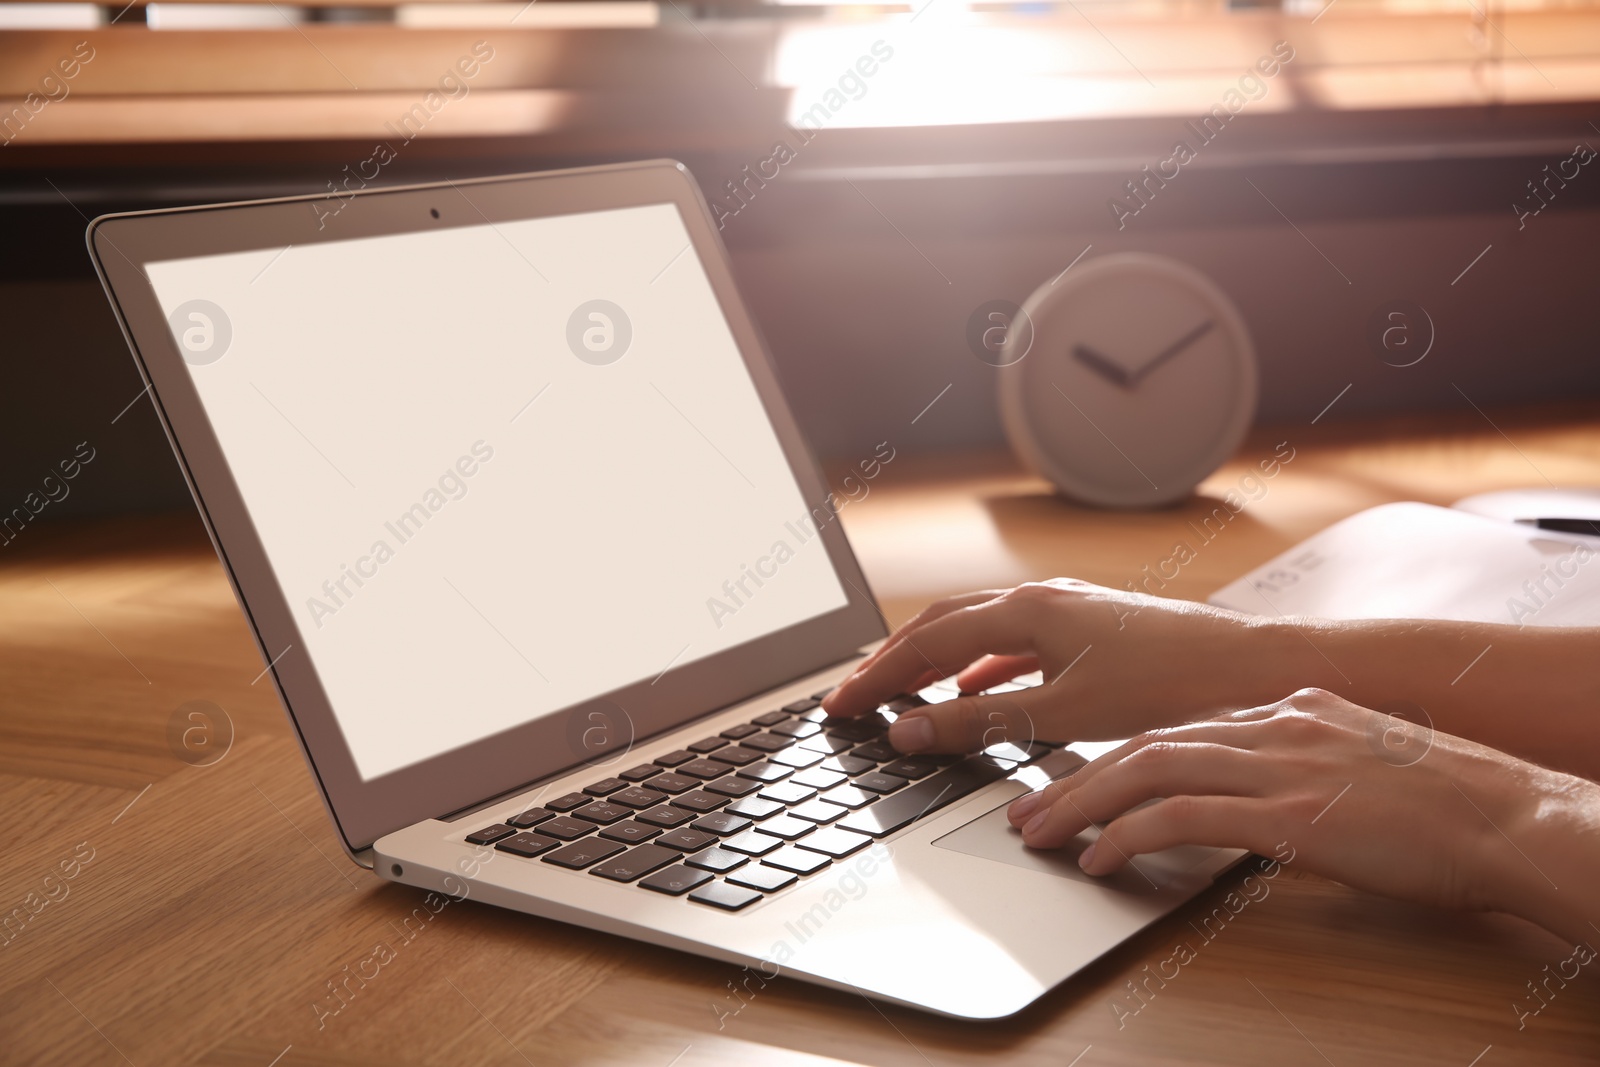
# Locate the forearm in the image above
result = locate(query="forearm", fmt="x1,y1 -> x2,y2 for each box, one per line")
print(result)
1250,617 -> 1600,780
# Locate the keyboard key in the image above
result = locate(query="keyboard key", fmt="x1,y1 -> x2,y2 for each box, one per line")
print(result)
764,846 -> 832,874
678,758 -> 736,780
620,764 -> 663,782
684,847 -> 748,873
850,741 -> 898,763
854,772 -> 909,795
693,812 -> 752,835
881,757 -> 941,780
784,698 -> 822,713
610,787 -> 668,809
820,785 -> 877,809
984,741 -> 1054,764
591,843 -> 681,882
584,777 -> 627,796
741,732 -> 792,753
722,830 -> 783,856
546,792 -> 589,812
751,711 -> 789,727
645,773 -> 696,795
635,804 -> 696,829
728,865 -> 798,892
799,734 -> 855,755
837,758 -> 1012,837
792,767 -> 847,790
495,831 -> 558,857
688,736 -> 729,753
689,882 -> 763,911
825,751 -> 876,777
720,723 -> 761,740
539,816 -> 598,841
770,747 -> 824,769
759,781 -> 816,805
507,807 -> 553,829
790,799 -> 846,824
542,838 -> 625,869
798,707 -> 830,723
599,821 -> 662,844
709,746 -> 762,767
795,827 -> 874,858
671,790 -> 727,814
811,688 -> 836,701
771,719 -> 822,739
704,776 -> 761,798
725,796 -> 784,820
465,824 -> 515,845
755,815 -> 815,840
735,762 -> 791,783
574,802 -> 630,824
657,828 -> 720,852
825,715 -> 890,742
640,864 -> 713,896
654,750 -> 695,767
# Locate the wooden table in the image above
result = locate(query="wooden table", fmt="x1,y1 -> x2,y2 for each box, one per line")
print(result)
3,404 -> 1599,1066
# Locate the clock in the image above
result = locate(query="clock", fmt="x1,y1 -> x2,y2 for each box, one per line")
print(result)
997,252 -> 1257,508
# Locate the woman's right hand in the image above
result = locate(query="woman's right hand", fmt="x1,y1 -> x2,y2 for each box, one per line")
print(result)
1000,687 -> 1600,947
821,578 -> 1325,754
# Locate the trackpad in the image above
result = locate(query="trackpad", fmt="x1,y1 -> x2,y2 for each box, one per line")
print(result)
932,799 -> 1226,894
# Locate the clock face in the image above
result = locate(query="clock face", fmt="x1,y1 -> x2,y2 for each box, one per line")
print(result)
998,253 -> 1257,508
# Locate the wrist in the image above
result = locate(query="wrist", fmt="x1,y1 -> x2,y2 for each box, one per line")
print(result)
1480,774 -> 1600,946
1231,613 -> 1348,706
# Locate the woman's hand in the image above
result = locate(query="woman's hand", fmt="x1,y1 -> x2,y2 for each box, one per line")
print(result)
822,579 -> 1321,752
1007,687 -> 1600,943
822,577 -> 1600,786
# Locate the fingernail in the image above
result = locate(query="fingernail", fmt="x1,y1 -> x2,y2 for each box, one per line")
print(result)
1077,842 -> 1097,871
890,715 -> 934,752
1010,791 -> 1044,820
1022,808 -> 1050,838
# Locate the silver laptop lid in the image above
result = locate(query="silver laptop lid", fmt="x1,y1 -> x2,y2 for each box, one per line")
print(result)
89,161 -> 885,855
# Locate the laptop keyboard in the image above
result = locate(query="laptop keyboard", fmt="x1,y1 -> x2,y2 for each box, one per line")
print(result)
463,684 -> 1057,912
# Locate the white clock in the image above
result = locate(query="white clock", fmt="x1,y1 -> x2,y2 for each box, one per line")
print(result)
997,253 -> 1258,508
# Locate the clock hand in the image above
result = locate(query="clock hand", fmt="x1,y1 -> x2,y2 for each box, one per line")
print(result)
1071,343 -> 1136,389
1129,318 -> 1215,387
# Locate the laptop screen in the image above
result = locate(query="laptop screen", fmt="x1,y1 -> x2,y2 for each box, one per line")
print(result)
144,201 -> 849,782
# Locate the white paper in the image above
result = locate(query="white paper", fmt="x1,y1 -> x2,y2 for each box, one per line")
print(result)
1209,502 -> 1600,628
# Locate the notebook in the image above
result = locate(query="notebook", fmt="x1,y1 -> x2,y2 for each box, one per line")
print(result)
1209,499 -> 1600,627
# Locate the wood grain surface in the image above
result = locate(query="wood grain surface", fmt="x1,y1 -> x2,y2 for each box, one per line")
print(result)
3,404 -> 1599,1065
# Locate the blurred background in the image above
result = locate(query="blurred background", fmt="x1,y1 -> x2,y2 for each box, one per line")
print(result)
4,0 -> 1600,521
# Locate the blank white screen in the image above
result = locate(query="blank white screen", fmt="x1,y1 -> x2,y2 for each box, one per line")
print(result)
146,202 -> 848,780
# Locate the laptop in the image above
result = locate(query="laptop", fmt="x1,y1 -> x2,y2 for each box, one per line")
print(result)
88,160 -> 1243,1020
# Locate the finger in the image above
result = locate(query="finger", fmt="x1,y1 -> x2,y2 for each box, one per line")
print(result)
824,591 -> 1006,718
1009,743 -> 1275,843
856,590 -> 1008,674
825,596 -> 1048,717
1006,717 -> 1283,826
1075,796 -> 1279,875
827,668 -> 947,726
886,688 -> 1049,754
954,654 -> 1040,694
